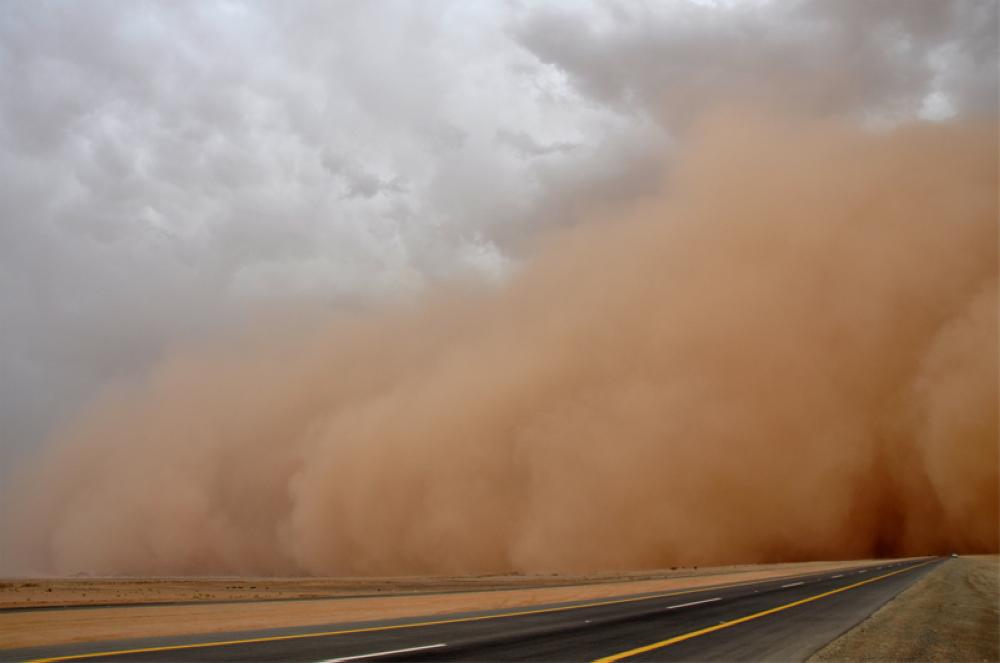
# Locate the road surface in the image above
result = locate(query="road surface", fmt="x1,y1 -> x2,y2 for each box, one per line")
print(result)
10,558 -> 940,662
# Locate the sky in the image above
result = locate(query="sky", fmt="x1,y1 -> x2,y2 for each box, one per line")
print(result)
0,0 -> 996,472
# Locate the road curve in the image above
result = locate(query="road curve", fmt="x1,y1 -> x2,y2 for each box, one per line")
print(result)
10,558 -> 940,662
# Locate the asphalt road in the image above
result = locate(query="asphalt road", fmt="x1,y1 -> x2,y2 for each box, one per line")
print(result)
11,558 -> 940,662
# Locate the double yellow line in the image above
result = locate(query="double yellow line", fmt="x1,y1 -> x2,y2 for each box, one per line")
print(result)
593,559 -> 934,662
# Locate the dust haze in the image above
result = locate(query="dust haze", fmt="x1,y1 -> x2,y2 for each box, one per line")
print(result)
5,112 -> 997,576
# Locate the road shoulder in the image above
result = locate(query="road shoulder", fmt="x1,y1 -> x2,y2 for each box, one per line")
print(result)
809,555 -> 999,662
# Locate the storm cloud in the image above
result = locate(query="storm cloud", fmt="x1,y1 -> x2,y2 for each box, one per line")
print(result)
1,1 -> 996,573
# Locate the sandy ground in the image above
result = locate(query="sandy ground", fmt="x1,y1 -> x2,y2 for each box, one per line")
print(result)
0,561 -> 862,610
1,559 -> 891,650
810,555 -> 999,663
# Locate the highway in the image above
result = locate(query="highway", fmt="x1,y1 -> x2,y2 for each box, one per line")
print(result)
12,558 -> 940,662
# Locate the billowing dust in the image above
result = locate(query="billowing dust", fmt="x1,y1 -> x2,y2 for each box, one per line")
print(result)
5,114 -> 997,575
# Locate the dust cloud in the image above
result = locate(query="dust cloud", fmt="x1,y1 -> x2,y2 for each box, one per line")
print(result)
4,114 -> 997,575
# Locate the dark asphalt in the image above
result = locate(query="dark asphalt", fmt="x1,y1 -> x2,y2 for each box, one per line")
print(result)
8,558 -> 941,662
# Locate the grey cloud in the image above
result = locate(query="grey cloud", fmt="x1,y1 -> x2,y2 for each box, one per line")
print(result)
321,151 -> 407,200
512,0 -> 998,127
0,0 -> 993,479
496,129 -> 579,158
0,1 -> 647,468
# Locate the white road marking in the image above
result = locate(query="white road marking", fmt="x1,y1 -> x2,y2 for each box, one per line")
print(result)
781,582 -> 804,588
666,597 -> 721,609
858,570 -> 867,574
831,574 -> 843,578
318,643 -> 446,662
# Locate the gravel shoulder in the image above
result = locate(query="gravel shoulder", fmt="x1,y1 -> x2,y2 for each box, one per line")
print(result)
810,555 -> 999,663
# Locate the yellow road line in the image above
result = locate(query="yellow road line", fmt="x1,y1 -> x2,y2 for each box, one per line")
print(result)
23,572 -> 818,662
592,559 -> 935,663
24,560 -> 917,663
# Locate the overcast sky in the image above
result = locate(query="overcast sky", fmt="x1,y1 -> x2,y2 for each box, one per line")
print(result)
1,0 -> 996,469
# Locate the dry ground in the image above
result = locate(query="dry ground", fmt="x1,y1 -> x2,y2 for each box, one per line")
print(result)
0,560 -> 861,610
810,555 -> 999,663
1,559 -> 891,650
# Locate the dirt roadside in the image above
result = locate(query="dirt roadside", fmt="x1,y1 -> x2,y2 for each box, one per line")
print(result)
2,558 -> 895,650
0,559 -> 879,610
810,555 -> 999,663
